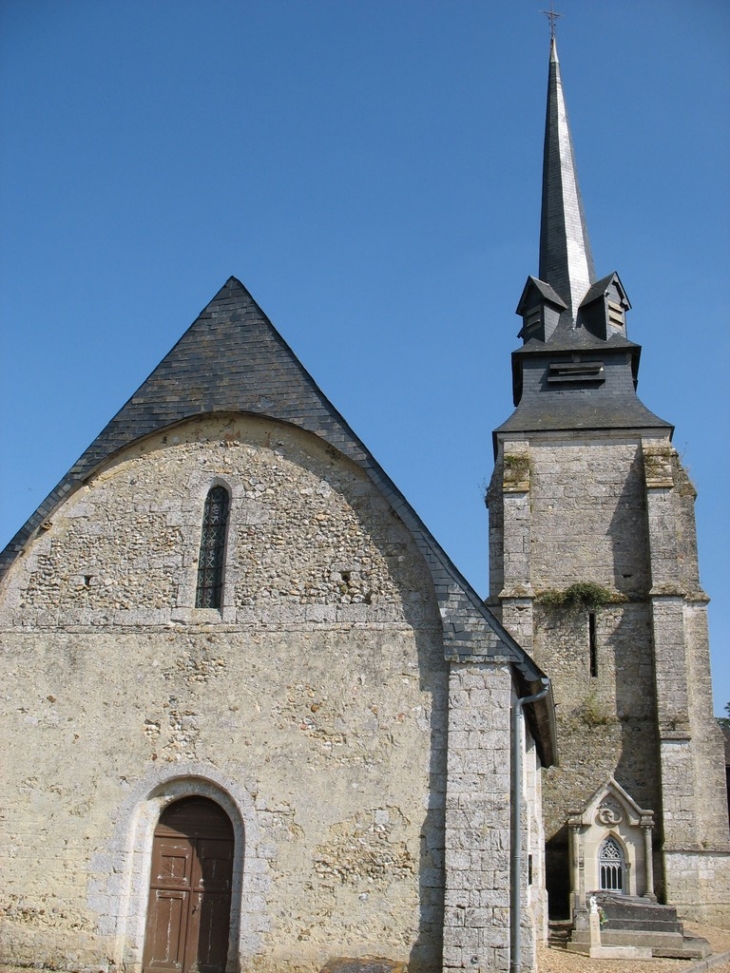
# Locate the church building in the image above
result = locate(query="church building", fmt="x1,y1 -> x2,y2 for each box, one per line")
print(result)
0,35 -> 727,973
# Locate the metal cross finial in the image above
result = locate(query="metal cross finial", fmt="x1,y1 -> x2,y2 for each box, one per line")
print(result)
542,2 -> 562,38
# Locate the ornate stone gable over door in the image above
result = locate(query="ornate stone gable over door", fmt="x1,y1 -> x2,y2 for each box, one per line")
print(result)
567,778 -> 655,914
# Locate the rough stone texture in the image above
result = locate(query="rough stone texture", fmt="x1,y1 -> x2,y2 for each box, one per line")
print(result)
0,411 -> 547,972
442,663 -> 513,973
489,441 -> 660,838
487,433 -> 730,922
0,416 -> 450,972
319,962 -> 406,973
642,442 -> 730,922
440,660 -> 545,973
8,416 -> 432,628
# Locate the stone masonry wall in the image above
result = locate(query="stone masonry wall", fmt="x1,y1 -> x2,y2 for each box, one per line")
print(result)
489,433 -> 730,920
0,415 -> 449,971
442,662 -> 513,973
529,440 -> 651,595
642,441 -> 730,920
6,415 -> 433,628
489,439 -> 660,841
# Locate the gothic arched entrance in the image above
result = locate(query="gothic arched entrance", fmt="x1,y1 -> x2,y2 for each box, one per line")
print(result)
142,796 -> 234,973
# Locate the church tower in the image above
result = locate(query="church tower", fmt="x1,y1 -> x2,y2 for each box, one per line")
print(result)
487,36 -> 730,922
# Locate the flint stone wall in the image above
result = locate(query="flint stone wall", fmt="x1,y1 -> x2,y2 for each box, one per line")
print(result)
0,415 -> 453,971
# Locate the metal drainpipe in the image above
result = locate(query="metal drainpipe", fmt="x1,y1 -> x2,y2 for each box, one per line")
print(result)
510,678 -> 550,973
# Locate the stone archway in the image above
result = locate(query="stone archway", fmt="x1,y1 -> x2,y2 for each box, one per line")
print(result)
99,766 -> 266,971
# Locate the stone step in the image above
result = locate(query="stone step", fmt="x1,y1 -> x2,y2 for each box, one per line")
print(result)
603,917 -> 685,932
569,918 -> 711,959
596,892 -> 681,924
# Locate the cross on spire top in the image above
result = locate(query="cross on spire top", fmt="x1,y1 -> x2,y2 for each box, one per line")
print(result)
542,3 -> 562,39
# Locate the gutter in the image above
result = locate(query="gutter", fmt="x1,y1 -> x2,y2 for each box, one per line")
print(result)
510,677 -> 551,973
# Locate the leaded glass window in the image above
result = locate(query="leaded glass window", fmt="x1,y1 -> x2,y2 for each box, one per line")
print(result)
195,486 -> 230,609
599,836 -> 624,893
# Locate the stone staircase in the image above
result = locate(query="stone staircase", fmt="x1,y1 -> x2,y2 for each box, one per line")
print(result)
566,893 -> 711,959
547,919 -> 573,949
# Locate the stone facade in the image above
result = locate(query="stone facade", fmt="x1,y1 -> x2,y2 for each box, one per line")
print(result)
567,779 -> 656,907
488,440 -> 661,836
487,434 -> 730,922
485,27 -> 730,931
7,28 -> 722,972
0,415 -> 450,969
0,321 -> 554,973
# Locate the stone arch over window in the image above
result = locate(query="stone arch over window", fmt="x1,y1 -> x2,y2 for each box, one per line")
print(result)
599,835 -> 625,893
196,485 -> 230,609
99,766 -> 266,970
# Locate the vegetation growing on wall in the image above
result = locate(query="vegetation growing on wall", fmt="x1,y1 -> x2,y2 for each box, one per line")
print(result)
501,453 -> 531,491
579,689 -> 618,728
535,582 -> 627,613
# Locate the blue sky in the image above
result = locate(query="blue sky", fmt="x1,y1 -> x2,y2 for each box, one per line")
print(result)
1,1 -> 728,713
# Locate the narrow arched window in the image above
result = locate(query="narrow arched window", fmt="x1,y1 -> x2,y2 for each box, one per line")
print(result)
195,486 -> 230,609
599,836 -> 624,893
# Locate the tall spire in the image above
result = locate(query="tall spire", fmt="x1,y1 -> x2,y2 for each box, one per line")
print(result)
539,36 -> 595,321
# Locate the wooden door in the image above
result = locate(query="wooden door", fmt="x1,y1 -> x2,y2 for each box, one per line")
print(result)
143,798 -> 234,973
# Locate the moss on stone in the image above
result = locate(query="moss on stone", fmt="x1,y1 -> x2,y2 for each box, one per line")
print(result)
535,582 -> 627,613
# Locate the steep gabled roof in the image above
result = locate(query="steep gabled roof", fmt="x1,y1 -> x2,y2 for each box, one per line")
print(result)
515,275 -> 567,316
1,277 -> 556,763
581,271 -> 631,311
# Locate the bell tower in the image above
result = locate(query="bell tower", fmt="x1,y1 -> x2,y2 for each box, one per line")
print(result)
487,36 -> 730,922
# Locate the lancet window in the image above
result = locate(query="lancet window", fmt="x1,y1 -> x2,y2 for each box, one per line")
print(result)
195,486 -> 230,609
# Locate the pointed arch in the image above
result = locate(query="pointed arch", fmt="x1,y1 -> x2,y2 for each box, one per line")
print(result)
599,835 -> 625,893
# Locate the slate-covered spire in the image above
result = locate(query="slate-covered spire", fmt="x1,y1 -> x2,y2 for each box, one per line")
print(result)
498,36 -> 673,446
539,35 -> 595,320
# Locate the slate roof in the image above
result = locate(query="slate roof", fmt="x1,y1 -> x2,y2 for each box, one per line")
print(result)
515,276 -> 567,316
0,277 -> 556,764
497,39 -> 672,447
497,323 -> 672,444
520,322 -> 638,355
581,272 -> 631,310
539,36 -> 595,318
494,377 -> 673,442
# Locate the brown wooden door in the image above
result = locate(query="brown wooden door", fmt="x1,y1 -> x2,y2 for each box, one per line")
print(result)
143,798 -> 234,973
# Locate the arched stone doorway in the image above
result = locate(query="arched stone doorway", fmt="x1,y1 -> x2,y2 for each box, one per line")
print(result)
142,797 -> 234,973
